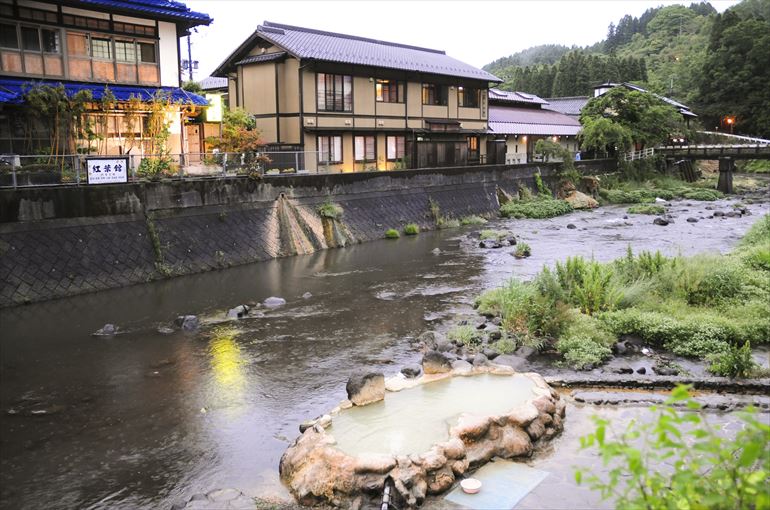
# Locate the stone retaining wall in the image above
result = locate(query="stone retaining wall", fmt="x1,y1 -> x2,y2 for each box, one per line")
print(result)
0,160 -> 616,307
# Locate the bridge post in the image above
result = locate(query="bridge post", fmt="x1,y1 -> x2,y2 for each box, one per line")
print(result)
717,157 -> 734,194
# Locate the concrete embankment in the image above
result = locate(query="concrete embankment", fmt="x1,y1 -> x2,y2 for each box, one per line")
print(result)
0,160 -> 614,306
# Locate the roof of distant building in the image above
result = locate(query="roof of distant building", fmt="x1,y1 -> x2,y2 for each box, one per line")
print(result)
488,88 -> 548,106
0,78 -> 208,105
235,52 -> 288,66
199,76 -> 228,91
214,21 -> 500,82
543,96 -> 589,116
488,104 -> 581,136
77,0 -> 211,26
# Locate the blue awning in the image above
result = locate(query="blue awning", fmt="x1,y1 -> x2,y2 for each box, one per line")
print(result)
0,78 -> 209,106
79,0 -> 211,25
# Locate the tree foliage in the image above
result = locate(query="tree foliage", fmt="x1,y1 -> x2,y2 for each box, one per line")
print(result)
579,87 -> 683,152
205,107 -> 264,153
577,385 -> 770,510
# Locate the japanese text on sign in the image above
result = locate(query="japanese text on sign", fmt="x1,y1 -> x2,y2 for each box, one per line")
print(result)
87,158 -> 128,184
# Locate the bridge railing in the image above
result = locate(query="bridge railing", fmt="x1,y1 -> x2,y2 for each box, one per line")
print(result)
623,147 -> 656,161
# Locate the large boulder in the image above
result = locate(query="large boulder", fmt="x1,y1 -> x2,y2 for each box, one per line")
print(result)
422,351 -> 452,374
493,354 -> 528,371
175,315 -> 199,331
564,190 -> 598,210
263,296 -> 287,308
346,372 -> 385,406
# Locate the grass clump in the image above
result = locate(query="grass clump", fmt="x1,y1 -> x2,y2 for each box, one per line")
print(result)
448,324 -> 482,347
480,229 -> 507,241
317,200 -> 343,219
627,204 -> 665,215
403,223 -> 420,235
513,242 -> 532,258
491,334 -> 517,354
681,189 -> 722,201
738,159 -> 770,173
500,198 -> 573,219
384,228 -> 400,239
598,175 -> 724,204
460,215 -> 488,226
707,341 -> 757,378
475,214 -> 770,371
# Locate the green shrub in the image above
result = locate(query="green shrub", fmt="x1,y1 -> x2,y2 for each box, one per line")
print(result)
385,228 -> 400,239
460,215 -> 488,226
513,242 -> 531,258
740,214 -> 770,247
448,325 -> 482,347
576,385 -> 770,510
317,200 -> 343,219
555,256 -> 621,315
681,189 -> 722,201
534,171 -> 551,196
656,256 -> 747,306
557,313 -> 616,369
479,229 -> 507,241
491,334 -> 517,354
500,198 -> 573,219
403,223 -> 420,235
707,341 -> 757,378
739,159 -> 770,173
439,218 -> 460,229
627,204 -> 665,215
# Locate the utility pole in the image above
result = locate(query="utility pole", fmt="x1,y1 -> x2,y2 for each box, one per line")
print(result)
187,34 -> 193,81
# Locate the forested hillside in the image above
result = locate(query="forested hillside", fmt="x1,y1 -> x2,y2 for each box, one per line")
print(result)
483,0 -> 770,137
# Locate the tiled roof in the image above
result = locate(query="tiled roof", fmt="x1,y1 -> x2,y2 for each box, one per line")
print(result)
543,96 -> 589,116
488,88 -> 548,105
488,105 -> 581,136
235,52 -> 287,66
594,82 -> 697,117
0,78 -> 209,105
215,21 -> 500,82
77,0 -> 211,24
199,76 -> 228,90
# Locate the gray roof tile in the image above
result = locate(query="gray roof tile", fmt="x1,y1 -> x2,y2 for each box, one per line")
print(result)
489,88 -> 548,105
235,52 -> 287,66
489,105 -> 581,136
543,96 -> 590,116
216,21 -> 500,82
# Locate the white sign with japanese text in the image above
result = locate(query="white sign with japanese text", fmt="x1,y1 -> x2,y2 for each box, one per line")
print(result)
87,157 -> 128,184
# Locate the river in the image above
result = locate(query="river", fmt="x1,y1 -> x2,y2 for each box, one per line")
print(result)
1,197 -> 767,509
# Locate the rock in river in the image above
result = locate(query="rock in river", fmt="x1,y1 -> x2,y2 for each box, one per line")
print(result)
422,350 -> 452,374
653,217 -> 669,226
226,305 -> 249,319
346,371 -> 385,406
93,323 -> 118,336
263,296 -> 286,308
174,315 -> 199,331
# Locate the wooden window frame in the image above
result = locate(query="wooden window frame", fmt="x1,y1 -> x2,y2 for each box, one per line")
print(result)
386,135 -> 406,161
375,79 -> 403,103
318,135 -> 343,164
421,83 -> 448,106
354,135 -> 376,162
467,135 -> 480,160
317,73 -> 353,112
458,86 -> 479,108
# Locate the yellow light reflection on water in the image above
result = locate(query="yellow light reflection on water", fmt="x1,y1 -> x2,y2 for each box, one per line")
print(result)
209,326 -> 245,393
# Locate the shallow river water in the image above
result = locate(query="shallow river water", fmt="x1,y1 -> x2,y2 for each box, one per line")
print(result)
1,196 -> 767,509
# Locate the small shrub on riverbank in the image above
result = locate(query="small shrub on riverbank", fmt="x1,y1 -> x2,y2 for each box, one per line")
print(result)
627,204 -> 665,215
500,198 -> 573,219
385,228 -> 399,239
317,200 -> 343,219
557,313 -> 615,369
403,223 -> 419,235
513,242 -> 531,258
460,215 -> 488,226
491,334 -> 517,354
707,341 -> 757,378
448,325 -> 482,347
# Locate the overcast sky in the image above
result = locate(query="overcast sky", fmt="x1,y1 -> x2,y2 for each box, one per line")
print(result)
184,0 -> 740,80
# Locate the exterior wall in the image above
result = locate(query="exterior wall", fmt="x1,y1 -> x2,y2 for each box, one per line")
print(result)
158,21 -> 179,87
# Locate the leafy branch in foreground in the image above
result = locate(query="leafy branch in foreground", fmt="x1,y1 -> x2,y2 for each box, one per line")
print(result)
576,385 -> 770,510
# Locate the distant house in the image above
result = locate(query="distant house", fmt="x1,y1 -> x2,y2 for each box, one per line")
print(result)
593,82 -> 697,122
543,96 -> 589,119
213,21 -> 501,172
0,0 -> 212,158
486,88 -> 581,165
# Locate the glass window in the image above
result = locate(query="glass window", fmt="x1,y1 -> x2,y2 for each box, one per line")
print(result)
354,135 -> 375,162
91,37 -> 111,59
422,83 -> 448,106
386,136 -> 405,160
21,26 -> 40,51
115,40 -> 135,62
0,23 -> 18,49
317,73 -> 352,112
376,79 -> 403,103
318,135 -> 343,163
139,42 -> 156,63
467,136 -> 479,160
41,29 -> 59,53
458,87 -> 479,108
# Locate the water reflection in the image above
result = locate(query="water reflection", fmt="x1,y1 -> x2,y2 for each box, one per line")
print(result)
208,327 -> 246,396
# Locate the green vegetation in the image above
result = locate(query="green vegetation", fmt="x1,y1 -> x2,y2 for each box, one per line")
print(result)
577,385 -> 770,510
513,242 -> 532,259
403,223 -> 420,235
739,160 -> 770,174
460,215 -> 488,226
479,229 -> 507,241
598,175 -> 723,204
448,325 -> 482,347
428,197 -> 460,229
384,228 -> 400,239
501,198 -> 573,219
707,341 -> 757,378
491,335 -> 517,354
475,216 -> 770,370
317,200 -> 343,219
627,204 -> 665,215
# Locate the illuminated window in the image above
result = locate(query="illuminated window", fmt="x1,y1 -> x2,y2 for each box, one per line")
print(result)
458,86 -> 479,108
386,136 -> 405,160
318,135 -> 343,163
375,79 -> 403,103
354,135 -> 375,161
422,83 -> 448,105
